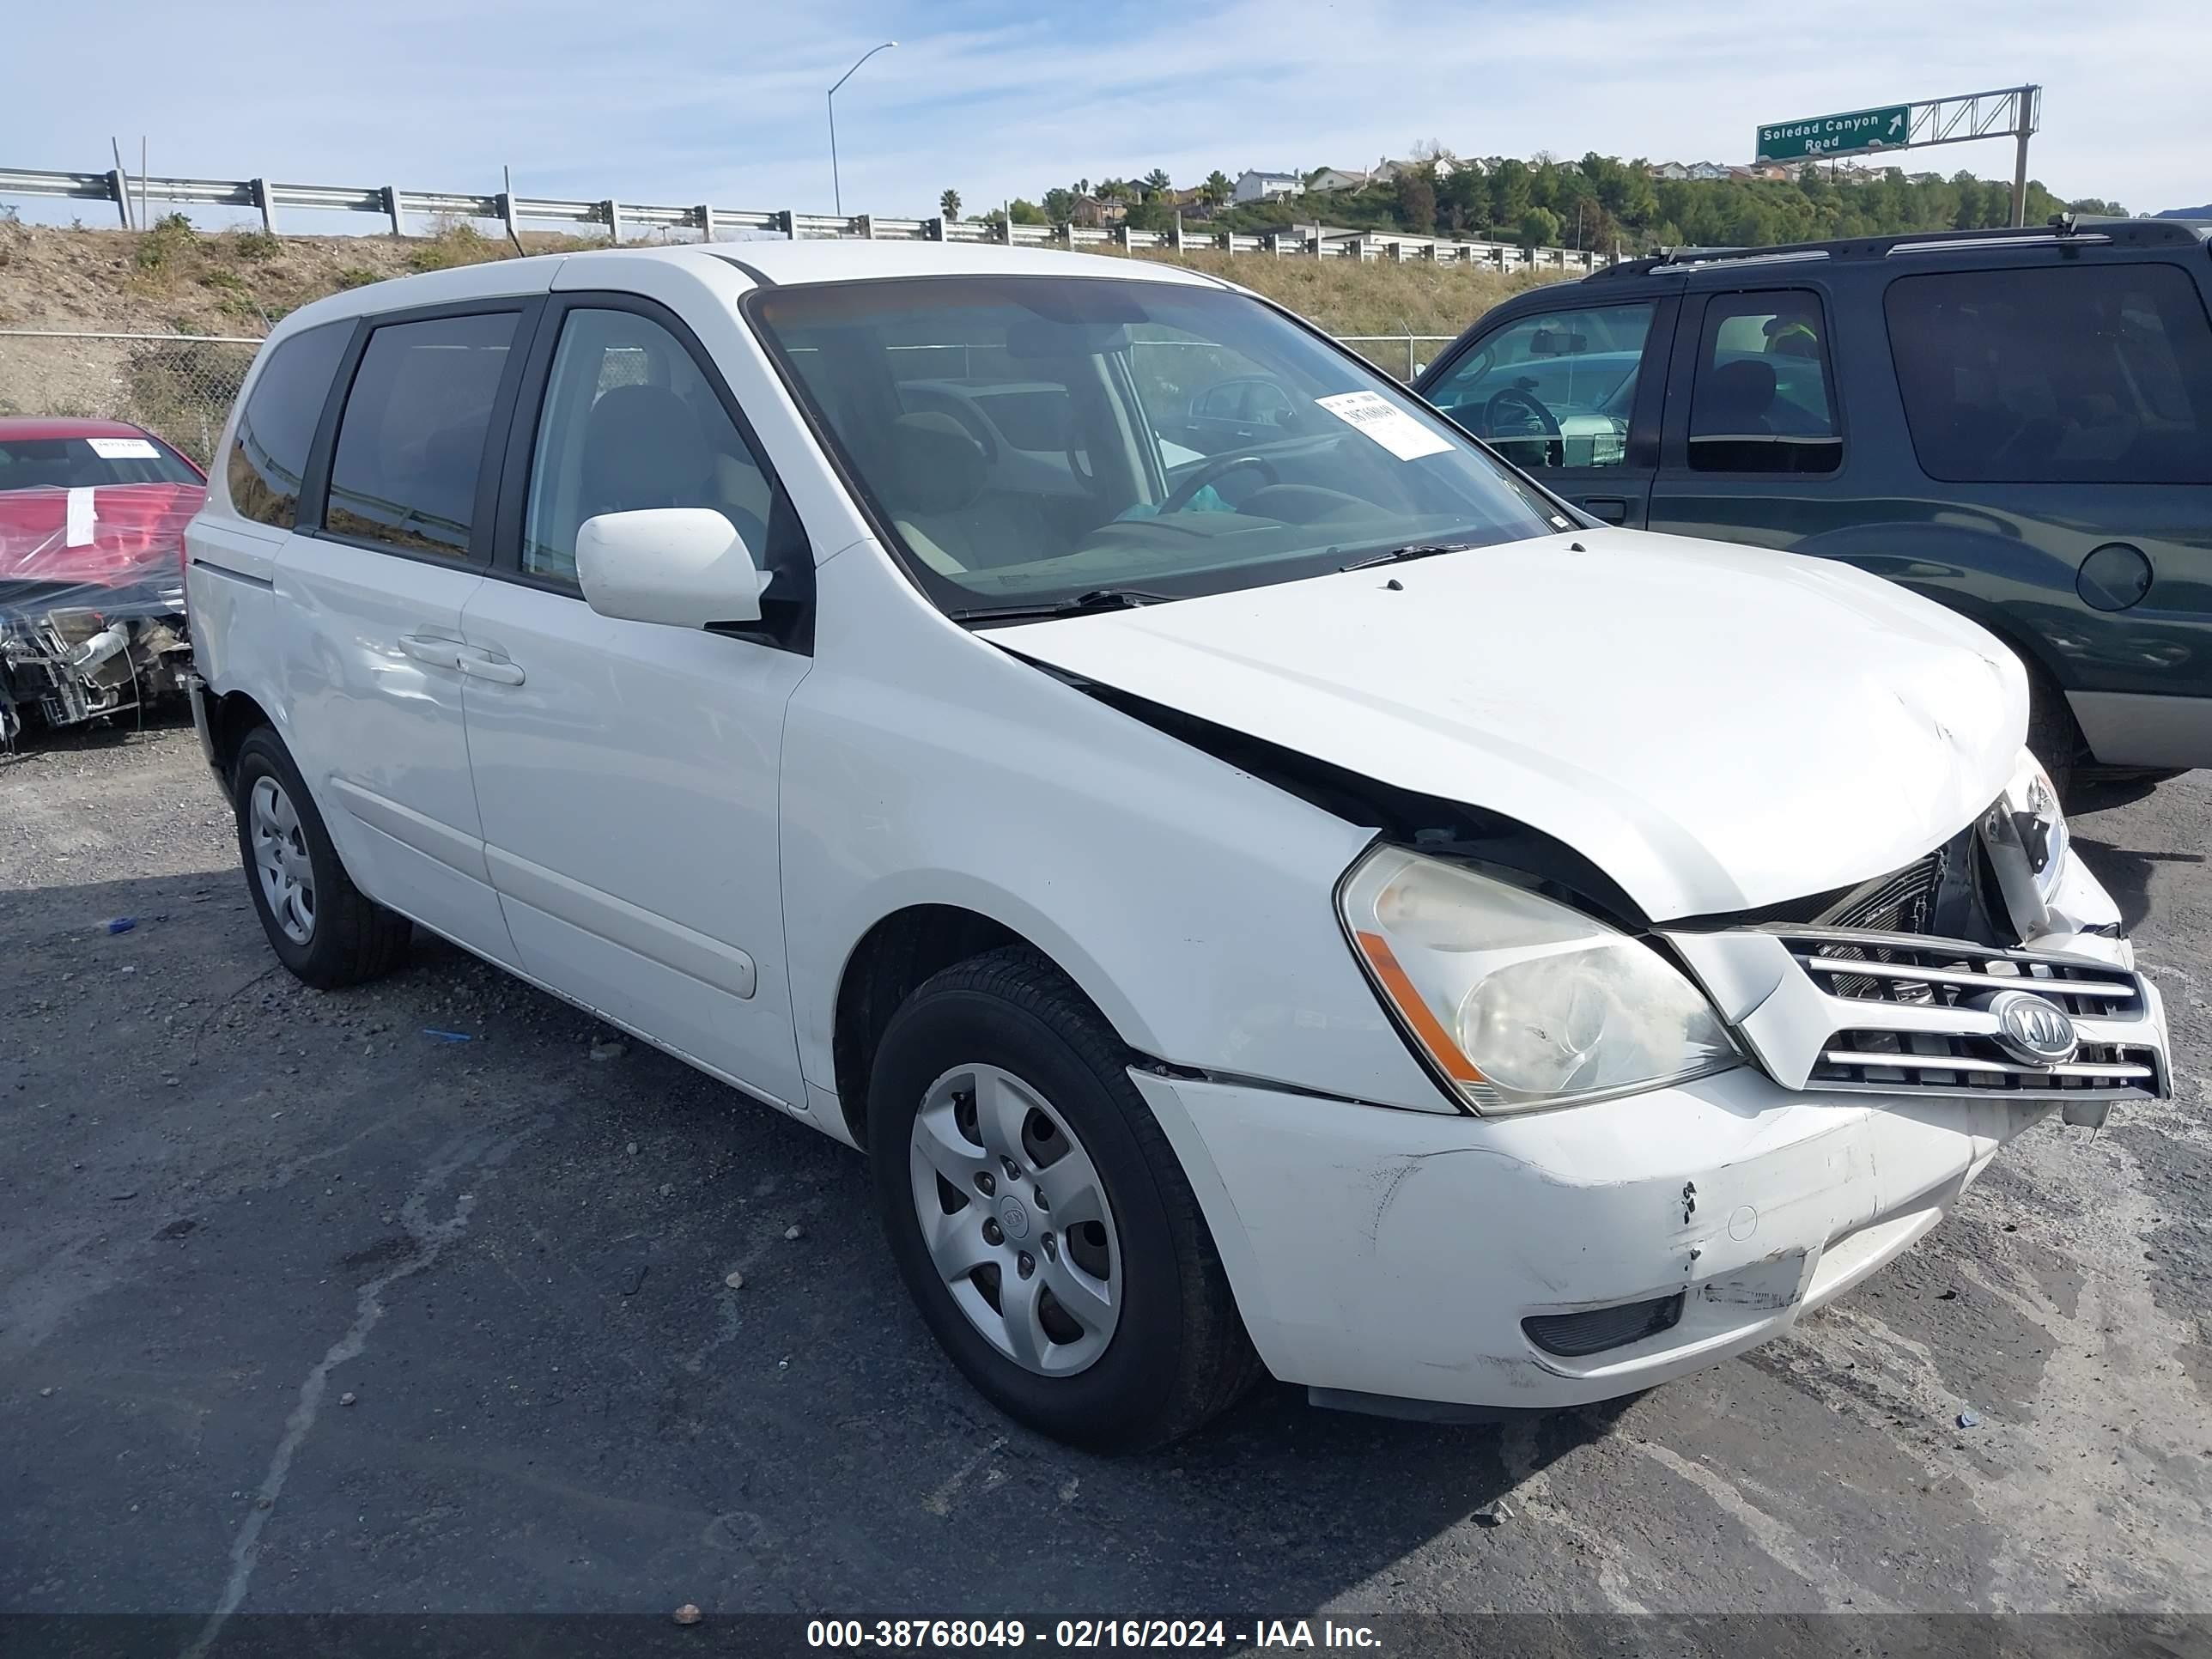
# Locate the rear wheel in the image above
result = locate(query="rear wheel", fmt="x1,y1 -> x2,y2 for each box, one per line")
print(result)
868,946 -> 1261,1449
232,727 -> 412,988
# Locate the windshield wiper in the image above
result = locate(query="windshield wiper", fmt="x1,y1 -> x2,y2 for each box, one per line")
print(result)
1339,540 -> 1486,572
951,588 -> 1174,625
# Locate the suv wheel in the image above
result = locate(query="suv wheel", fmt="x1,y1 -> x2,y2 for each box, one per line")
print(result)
867,946 -> 1262,1449
2025,674 -> 2085,803
232,727 -> 412,988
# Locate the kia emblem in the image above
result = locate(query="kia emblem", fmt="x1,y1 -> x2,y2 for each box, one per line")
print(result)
1989,990 -> 2078,1066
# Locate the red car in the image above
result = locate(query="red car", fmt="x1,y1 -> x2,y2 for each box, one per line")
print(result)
0,416 -> 207,744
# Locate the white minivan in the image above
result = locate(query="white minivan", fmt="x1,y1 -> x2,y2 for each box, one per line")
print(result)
185,241 -> 2169,1448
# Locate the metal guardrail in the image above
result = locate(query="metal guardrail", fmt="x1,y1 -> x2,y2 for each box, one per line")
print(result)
0,321 -> 1467,473
0,164 -> 1611,273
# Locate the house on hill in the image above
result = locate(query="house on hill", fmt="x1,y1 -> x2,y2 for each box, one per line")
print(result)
1232,169 -> 1300,204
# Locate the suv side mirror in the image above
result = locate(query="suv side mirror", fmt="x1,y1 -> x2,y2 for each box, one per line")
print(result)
574,508 -> 765,629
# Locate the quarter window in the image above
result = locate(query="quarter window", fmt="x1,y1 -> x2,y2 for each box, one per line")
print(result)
1885,264 -> 2212,484
325,313 -> 517,556
227,321 -> 348,528
1425,302 -> 1656,471
520,308 -> 779,591
1687,291 -> 1841,474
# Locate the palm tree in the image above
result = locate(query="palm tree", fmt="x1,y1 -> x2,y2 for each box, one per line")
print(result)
1143,167 -> 1172,198
1203,169 -> 1233,208
939,188 -> 961,221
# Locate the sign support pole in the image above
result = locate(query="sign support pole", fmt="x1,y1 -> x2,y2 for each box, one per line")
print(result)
2011,125 -> 2031,228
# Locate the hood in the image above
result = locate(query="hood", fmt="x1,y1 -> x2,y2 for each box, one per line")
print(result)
996,530 -> 2026,921
0,482 -> 204,597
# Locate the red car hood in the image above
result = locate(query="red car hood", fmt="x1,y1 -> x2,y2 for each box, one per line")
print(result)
0,482 -> 206,598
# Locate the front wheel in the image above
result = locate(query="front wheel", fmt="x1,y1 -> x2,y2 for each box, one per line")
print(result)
867,947 -> 1261,1449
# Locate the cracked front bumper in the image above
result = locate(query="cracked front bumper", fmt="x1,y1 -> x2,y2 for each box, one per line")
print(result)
1128,987 -> 2163,1411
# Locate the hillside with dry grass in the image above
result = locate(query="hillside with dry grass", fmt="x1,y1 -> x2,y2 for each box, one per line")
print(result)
0,216 -> 1571,460
0,217 -> 1562,340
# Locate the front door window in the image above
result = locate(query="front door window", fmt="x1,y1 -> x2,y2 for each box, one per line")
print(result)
1425,302 -> 1656,470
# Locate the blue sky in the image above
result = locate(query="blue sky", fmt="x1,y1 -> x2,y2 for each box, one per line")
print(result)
6,0 -> 2206,229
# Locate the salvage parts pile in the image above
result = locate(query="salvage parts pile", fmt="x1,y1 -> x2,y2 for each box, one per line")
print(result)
0,480 -> 201,746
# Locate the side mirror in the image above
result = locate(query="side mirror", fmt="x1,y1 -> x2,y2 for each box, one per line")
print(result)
574,508 -> 765,629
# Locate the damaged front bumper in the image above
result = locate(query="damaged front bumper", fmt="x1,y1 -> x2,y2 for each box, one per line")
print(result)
0,580 -> 191,744
1131,850 -> 2169,1416
1132,1022 -> 2161,1413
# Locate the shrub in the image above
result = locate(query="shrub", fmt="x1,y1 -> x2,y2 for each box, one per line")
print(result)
134,212 -> 198,272
226,228 -> 283,262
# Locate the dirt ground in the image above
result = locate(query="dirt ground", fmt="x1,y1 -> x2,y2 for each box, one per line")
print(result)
2,716 -> 2208,1622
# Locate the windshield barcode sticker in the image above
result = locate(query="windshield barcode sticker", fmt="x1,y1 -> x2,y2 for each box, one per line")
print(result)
1315,391 -> 1452,461
85,436 -> 160,459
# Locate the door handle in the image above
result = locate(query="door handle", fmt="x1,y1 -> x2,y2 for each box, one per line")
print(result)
397,633 -> 462,668
1581,495 -> 1631,525
454,651 -> 525,686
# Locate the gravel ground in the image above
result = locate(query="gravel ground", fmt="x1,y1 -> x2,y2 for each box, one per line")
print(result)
2,717 -> 2207,1620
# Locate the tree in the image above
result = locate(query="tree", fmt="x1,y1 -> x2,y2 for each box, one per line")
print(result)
1487,158 -> 1533,228
1143,167 -> 1173,198
939,188 -> 961,222
1203,169 -> 1233,208
1127,194 -> 1179,234
1518,205 -> 1560,251
1042,187 -> 1078,223
1395,171 -> 1437,234
1009,198 -> 1048,225
1436,161 -> 1486,234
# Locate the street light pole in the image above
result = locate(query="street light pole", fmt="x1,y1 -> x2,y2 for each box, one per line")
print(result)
828,40 -> 897,219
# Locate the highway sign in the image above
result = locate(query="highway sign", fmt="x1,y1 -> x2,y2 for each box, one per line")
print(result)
1757,105 -> 1911,163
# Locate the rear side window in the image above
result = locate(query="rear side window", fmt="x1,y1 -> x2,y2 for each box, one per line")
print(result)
1687,290 -> 1841,474
325,313 -> 518,556
227,321 -> 348,528
1886,264 -> 2212,484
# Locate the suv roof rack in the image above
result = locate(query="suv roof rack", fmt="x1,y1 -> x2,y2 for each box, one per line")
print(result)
1583,218 -> 2208,282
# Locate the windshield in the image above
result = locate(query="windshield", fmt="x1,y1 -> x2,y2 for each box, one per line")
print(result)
745,276 -> 1565,615
0,433 -> 201,490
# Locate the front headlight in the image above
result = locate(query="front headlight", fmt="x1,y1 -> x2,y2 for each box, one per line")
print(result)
2002,750 -> 2069,902
1339,846 -> 1740,1115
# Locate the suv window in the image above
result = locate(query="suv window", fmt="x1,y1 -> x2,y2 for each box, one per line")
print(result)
325,313 -> 517,556
1687,291 -> 1840,474
521,307 -> 779,590
1886,264 -> 2212,484
1425,301 -> 1655,470
227,321 -> 348,528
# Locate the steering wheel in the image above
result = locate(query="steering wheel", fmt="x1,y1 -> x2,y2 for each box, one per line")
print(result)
1160,453 -> 1280,514
1481,386 -> 1561,442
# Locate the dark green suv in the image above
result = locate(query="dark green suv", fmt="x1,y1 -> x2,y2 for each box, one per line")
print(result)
1416,220 -> 2212,791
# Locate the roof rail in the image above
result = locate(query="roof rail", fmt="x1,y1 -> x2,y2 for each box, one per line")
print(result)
1581,218 -> 2206,281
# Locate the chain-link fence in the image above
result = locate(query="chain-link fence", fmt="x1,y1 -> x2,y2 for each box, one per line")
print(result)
0,331 -> 261,469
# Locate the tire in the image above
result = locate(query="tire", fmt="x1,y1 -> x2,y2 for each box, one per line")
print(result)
867,946 -> 1262,1450
232,726 -> 412,989
2023,670 -> 2084,805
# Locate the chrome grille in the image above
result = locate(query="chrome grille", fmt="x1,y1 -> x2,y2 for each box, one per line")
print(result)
1813,1031 -> 2161,1100
1784,929 -> 2140,1020
1754,927 -> 2165,1103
